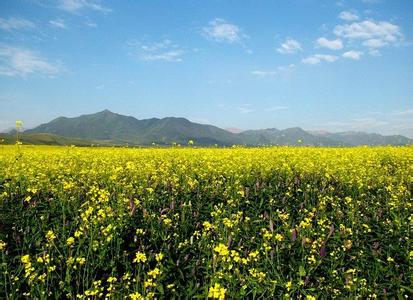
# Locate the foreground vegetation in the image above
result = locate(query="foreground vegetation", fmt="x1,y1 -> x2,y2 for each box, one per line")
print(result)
0,145 -> 412,299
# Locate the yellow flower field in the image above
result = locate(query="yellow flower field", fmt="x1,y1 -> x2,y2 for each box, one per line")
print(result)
0,145 -> 412,298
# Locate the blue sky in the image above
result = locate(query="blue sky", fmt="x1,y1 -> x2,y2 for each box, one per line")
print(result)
0,0 -> 412,137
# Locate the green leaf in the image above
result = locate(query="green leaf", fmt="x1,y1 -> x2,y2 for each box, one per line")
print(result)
299,265 -> 306,277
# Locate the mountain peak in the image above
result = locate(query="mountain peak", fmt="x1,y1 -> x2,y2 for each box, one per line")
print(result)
97,109 -> 116,115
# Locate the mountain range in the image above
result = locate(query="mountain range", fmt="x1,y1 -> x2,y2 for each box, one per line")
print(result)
2,110 -> 411,146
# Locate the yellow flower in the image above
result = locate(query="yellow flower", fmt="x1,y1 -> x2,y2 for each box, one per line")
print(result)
344,239 -> 352,250
144,278 -> 156,288
275,233 -> 284,242
285,281 -> 292,291
133,251 -> 147,263
15,120 -> 23,128
163,218 -> 172,226
214,243 -> 229,257
155,252 -> 164,262
249,268 -> 266,282
203,221 -> 213,231
21,254 -> 30,264
129,292 -> 144,300
38,273 -> 46,283
67,237 -> 75,246
148,267 -> 161,278
46,230 -> 56,242
67,257 -> 74,266
47,265 -> 56,272
208,283 -> 226,300
76,257 -> 86,265
248,250 -> 259,261
0,240 -> 6,251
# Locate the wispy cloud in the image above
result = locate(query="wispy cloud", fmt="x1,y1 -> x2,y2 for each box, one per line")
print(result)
361,0 -> 382,3
202,18 -> 247,43
277,38 -> 302,54
251,64 -> 295,78
0,17 -> 35,31
265,106 -> 288,112
58,0 -> 111,13
0,45 -> 63,77
49,18 -> 67,29
237,105 -> 255,114
392,108 -> 413,116
315,37 -> 343,50
302,54 -> 339,65
127,39 -> 185,62
84,21 -> 97,28
251,70 -> 278,77
342,50 -> 363,60
338,11 -> 359,22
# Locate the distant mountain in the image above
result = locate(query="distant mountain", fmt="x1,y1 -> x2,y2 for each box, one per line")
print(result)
25,110 -> 240,146
225,127 -> 243,134
23,110 -> 412,146
312,131 -> 412,146
239,127 -> 343,146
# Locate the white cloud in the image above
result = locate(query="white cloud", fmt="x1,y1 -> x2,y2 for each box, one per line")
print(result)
334,19 -> 403,55
0,45 -> 62,77
368,49 -> 381,56
141,50 -> 184,62
361,0 -> 382,3
277,38 -> 302,54
338,11 -> 359,21
0,17 -> 35,31
316,37 -> 343,50
302,54 -> 339,65
49,18 -> 67,29
85,21 -> 97,28
334,20 -> 402,43
351,117 -> 389,129
392,108 -> 413,116
251,64 -> 295,77
362,38 -> 387,48
342,50 -> 363,60
58,0 -> 111,13
237,105 -> 254,114
266,106 -> 288,112
202,19 -> 247,43
251,70 -> 278,77
128,39 -> 185,62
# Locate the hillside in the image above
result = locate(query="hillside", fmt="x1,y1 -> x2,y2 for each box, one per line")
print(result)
22,110 -> 412,146
0,133 -> 94,146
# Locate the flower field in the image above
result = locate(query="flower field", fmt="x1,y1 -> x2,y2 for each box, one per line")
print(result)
0,145 -> 412,299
